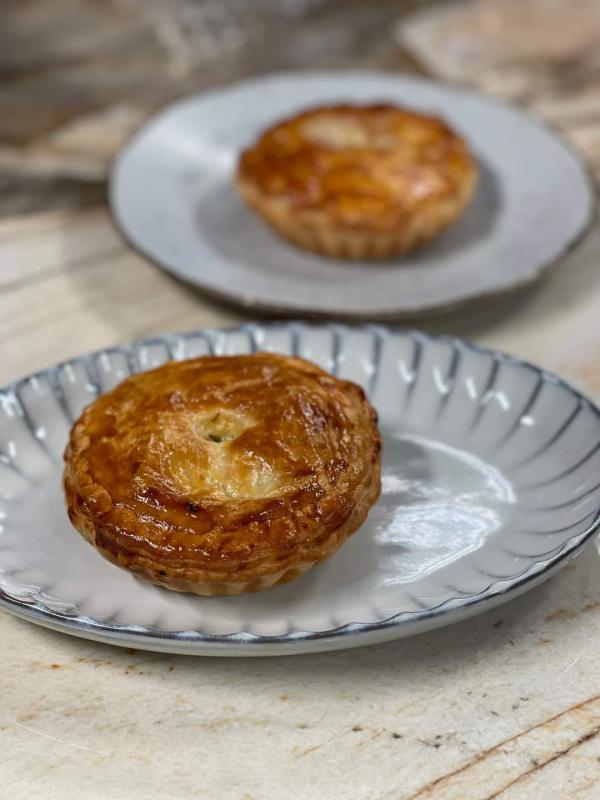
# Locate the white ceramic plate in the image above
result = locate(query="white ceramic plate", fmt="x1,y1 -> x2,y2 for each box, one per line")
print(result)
1,323 -> 599,656
110,71 -> 594,319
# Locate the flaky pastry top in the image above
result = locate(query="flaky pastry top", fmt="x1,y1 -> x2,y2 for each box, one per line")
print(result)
237,104 -> 477,229
64,353 -> 381,579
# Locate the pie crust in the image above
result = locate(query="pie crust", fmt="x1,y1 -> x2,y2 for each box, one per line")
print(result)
237,104 -> 478,259
64,353 -> 382,595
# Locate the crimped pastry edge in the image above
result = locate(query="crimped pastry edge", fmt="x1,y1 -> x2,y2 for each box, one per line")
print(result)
237,170 -> 477,260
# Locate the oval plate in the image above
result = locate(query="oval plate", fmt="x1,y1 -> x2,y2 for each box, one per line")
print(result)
109,71 -> 594,319
1,323 -> 600,656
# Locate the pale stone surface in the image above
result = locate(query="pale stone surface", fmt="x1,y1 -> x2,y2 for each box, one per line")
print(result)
2,545 -> 600,799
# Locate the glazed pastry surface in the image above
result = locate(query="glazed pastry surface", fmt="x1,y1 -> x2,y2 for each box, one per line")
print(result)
64,353 -> 382,595
236,104 -> 478,259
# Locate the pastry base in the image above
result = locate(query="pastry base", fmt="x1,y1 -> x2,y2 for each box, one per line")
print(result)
237,174 -> 477,260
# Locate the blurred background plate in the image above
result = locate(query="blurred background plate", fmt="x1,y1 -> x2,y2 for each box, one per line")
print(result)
110,71 -> 594,319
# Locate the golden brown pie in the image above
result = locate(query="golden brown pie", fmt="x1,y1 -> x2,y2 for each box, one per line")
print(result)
64,353 -> 382,595
237,103 -> 478,259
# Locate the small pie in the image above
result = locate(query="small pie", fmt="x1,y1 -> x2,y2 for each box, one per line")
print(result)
236,103 -> 478,259
63,353 -> 382,595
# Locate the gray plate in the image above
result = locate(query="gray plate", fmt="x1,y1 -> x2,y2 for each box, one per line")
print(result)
1,323 -> 599,656
109,71 -> 594,319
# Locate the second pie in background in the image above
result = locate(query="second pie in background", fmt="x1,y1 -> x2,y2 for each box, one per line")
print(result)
237,104 -> 478,260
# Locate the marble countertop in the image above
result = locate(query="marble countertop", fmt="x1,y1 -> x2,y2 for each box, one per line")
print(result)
2,1 -> 600,797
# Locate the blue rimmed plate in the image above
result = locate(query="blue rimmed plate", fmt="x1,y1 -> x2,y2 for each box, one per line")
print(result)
1,323 -> 599,655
